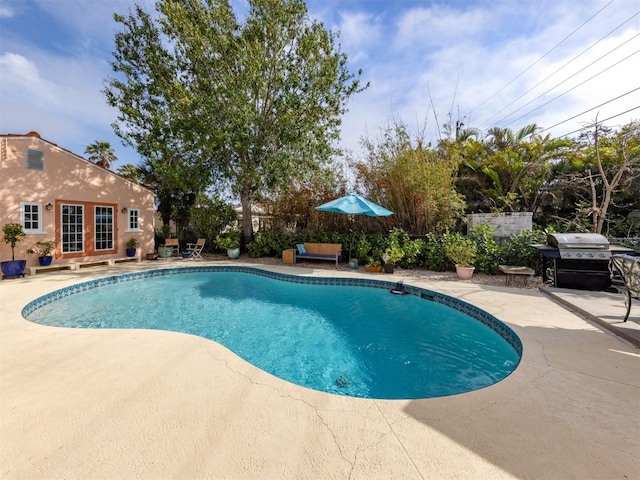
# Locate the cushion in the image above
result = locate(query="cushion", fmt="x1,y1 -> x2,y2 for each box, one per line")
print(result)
296,244 -> 306,254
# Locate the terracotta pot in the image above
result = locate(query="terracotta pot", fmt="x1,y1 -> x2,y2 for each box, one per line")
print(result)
455,265 -> 475,280
365,266 -> 382,273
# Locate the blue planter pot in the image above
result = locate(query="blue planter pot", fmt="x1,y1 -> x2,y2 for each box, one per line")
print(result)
38,256 -> 53,266
126,248 -> 137,257
227,248 -> 240,259
1,260 -> 27,279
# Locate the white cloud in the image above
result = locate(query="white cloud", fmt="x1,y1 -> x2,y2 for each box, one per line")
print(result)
338,11 -> 382,58
393,4 -> 489,51
0,50 -> 111,121
0,52 -> 42,87
0,5 -> 14,18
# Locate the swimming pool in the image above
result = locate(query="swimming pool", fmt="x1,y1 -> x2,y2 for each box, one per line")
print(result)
22,267 -> 521,399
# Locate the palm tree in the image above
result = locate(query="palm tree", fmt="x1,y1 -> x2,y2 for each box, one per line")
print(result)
117,163 -> 142,182
85,141 -> 117,170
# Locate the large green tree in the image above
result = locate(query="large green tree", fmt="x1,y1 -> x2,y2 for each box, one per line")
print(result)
104,0 -> 365,244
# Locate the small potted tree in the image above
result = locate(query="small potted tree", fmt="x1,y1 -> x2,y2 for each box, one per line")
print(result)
1,223 -> 27,278
382,245 -> 404,274
125,238 -> 139,257
216,230 -> 241,259
27,240 -> 56,266
444,235 -> 477,279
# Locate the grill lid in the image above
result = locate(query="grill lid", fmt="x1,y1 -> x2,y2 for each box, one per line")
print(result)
547,233 -> 611,259
547,233 -> 609,249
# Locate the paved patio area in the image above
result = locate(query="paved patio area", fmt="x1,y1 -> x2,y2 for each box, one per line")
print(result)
540,286 -> 640,347
1,260 -> 638,479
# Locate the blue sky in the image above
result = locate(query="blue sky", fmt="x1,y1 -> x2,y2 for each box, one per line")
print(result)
1,0 -> 638,171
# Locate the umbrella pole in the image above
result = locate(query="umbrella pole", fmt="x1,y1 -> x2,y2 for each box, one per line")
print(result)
349,229 -> 353,262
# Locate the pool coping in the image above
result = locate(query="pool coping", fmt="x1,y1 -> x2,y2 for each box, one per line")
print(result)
1,260 -> 638,479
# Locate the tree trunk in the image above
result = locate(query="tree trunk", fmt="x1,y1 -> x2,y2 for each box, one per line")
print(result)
240,190 -> 254,246
158,202 -> 172,229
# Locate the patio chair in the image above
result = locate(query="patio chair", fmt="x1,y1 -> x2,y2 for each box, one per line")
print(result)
183,238 -> 205,260
609,254 -> 640,322
165,238 -> 180,256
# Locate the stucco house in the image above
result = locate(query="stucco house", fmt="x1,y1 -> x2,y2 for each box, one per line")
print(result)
0,132 -> 155,270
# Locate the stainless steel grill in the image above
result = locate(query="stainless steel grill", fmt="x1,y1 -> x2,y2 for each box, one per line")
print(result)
544,233 -> 612,290
533,233 -> 634,291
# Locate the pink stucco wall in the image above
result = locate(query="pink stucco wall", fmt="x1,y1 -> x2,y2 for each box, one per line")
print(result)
0,133 -> 155,267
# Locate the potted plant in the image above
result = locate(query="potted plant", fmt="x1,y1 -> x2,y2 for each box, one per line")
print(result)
156,225 -> 173,257
365,258 -> 382,273
216,231 -> 241,259
26,240 -> 56,266
382,246 -> 404,274
444,235 -> 477,280
1,223 -> 27,278
125,237 -> 139,257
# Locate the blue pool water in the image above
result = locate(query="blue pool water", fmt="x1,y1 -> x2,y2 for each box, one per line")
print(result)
23,268 -> 521,399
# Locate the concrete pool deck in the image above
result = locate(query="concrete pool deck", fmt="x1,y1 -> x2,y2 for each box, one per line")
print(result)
1,260 -> 638,479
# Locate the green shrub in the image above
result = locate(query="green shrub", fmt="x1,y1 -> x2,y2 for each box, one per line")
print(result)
468,225 -> 500,274
216,230 -> 241,249
418,234 -> 450,271
353,233 -> 372,263
499,229 -> 548,273
396,238 -> 420,269
247,231 -> 294,257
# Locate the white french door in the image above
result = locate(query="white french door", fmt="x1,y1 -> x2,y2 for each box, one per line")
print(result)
60,204 -> 84,254
58,202 -> 117,257
94,206 -> 114,251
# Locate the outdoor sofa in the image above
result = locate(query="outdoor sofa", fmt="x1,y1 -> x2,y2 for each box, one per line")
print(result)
292,243 -> 342,268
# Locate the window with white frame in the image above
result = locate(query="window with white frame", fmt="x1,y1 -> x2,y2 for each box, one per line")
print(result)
126,208 -> 141,231
21,202 -> 43,233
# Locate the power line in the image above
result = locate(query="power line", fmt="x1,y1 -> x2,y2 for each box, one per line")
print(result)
481,11 -> 640,125
495,33 -> 640,126
467,0 -> 614,116
538,87 -> 640,133
502,49 -> 640,127
556,105 -> 640,138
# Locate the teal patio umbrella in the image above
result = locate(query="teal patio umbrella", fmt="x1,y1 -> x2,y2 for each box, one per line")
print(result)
316,193 -> 393,261
316,192 -> 393,217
